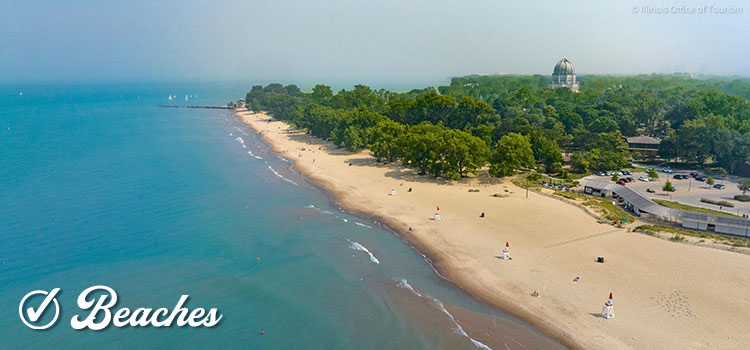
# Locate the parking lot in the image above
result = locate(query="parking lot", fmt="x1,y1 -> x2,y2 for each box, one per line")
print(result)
586,167 -> 750,217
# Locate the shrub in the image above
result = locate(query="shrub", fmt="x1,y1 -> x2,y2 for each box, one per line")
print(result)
734,195 -> 750,202
701,198 -> 735,207
663,181 -> 675,192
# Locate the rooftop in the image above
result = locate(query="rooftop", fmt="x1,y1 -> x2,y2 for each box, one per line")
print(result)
626,136 -> 660,145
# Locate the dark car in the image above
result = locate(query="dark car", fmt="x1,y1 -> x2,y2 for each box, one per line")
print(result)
714,183 -> 726,189
622,170 -> 631,175
673,174 -> 688,179
696,176 -> 707,182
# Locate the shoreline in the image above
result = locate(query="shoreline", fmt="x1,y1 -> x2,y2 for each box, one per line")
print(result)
237,109 -> 750,350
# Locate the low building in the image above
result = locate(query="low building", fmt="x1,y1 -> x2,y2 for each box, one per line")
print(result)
626,136 -> 660,157
579,178 -> 750,237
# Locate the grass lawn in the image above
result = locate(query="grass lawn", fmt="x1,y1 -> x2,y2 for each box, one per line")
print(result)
652,199 -> 741,218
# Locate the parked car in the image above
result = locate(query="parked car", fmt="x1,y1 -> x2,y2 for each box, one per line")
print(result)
596,171 -> 606,176
617,179 -> 627,185
638,176 -> 650,182
714,183 -> 726,189
696,176 -> 707,182
690,172 -> 698,177
673,174 -> 689,179
647,188 -> 656,193
662,167 -> 674,173
622,170 -> 631,175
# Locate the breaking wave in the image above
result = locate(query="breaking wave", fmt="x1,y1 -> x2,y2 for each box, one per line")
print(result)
235,136 -> 246,149
247,150 -> 263,160
348,240 -> 380,264
355,222 -> 372,229
429,297 -> 492,350
267,166 -> 298,186
396,278 -> 422,297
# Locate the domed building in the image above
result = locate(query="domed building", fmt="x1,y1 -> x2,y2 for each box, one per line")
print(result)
549,58 -> 579,92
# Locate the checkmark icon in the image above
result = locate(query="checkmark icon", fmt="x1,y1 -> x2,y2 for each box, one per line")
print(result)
19,288 -> 61,329
26,288 -> 60,322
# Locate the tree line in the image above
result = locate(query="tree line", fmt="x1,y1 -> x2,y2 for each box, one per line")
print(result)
245,75 -> 750,179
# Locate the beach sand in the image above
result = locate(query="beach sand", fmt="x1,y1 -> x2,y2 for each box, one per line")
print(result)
238,110 -> 750,349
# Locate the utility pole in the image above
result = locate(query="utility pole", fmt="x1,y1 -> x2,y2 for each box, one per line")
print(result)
526,175 -> 529,198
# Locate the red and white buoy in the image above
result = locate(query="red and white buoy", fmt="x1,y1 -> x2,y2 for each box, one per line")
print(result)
434,206 -> 441,221
601,292 -> 615,319
501,242 -> 511,260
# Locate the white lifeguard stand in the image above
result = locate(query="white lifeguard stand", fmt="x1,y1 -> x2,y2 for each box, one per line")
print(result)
501,242 -> 511,260
391,188 -> 397,196
434,206 -> 440,221
601,292 -> 615,319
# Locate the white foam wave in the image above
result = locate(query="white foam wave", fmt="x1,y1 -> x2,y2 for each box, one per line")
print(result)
235,136 -> 246,149
348,240 -> 380,264
267,166 -> 298,186
246,150 -> 263,160
277,156 -> 290,163
233,126 -> 249,135
396,278 -> 422,297
305,204 -> 316,209
355,222 -> 372,229
430,296 -> 493,350
422,253 -> 448,280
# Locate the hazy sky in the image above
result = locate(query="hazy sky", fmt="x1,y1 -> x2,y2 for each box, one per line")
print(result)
2,0 -> 748,86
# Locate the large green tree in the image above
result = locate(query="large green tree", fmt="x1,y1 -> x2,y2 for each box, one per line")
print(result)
490,133 -> 535,177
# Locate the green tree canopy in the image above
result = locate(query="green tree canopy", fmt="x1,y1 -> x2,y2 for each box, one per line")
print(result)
490,133 -> 535,177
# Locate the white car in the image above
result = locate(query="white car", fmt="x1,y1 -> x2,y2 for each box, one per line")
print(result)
662,167 -> 674,173
638,176 -> 649,182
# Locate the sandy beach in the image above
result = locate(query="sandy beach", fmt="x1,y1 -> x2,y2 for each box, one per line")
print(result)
238,109 -> 750,350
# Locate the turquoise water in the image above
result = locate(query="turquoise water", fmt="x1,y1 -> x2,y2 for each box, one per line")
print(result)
0,83 -> 564,349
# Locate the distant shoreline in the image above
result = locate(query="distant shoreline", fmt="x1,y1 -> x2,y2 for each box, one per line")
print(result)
237,108 -> 750,350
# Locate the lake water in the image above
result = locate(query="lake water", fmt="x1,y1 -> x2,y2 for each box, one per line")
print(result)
0,83 -> 564,349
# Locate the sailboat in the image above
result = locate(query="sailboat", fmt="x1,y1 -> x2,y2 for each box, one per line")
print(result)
168,95 -> 173,101
185,95 -> 188,101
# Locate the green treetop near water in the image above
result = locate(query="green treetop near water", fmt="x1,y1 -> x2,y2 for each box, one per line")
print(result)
245,74 -> 750,179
